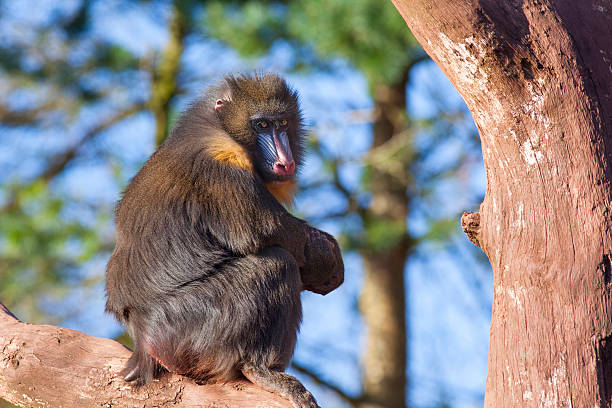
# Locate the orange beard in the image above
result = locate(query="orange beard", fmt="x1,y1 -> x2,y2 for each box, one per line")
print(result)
265,179 -> 297,206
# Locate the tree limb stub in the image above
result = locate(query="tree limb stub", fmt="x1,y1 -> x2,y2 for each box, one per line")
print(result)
461,211 -> 481,249
0,302 -> 291,408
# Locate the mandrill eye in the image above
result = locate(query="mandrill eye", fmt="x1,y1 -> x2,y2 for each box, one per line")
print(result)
281,119 -> 288,126
258,121 -> 268,128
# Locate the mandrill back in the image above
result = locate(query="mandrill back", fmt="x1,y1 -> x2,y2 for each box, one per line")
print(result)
105,73 -> 343,408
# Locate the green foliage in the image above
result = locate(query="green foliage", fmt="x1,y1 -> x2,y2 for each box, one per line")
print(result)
0,182 -> 109,322
206,2 -> 289,56
204,0 -> 421,85
286,0 -> 420,85
0,47 -> 23,73
339,215 -> 407,254
0,2 -> 141,321
423,217 -> 459,245
363,216 -> 406,253
92,44 -> 140,72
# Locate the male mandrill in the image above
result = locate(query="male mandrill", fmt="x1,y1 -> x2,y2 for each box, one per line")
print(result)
105,73 -> 344,408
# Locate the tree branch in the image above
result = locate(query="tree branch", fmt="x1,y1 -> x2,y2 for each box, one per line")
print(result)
461,211 -> 481,249
291,361 -> 361,407
39,104 -> 145,183
0,302 -> 292,407
307,137 -> 367,220
149,0 -> 187,146
1,104 -> 144,214
0,100 -> 64,126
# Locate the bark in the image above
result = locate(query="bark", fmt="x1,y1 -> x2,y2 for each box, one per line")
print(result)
391,0 -> 612,407
358,78 -> 410,408
0,302 -> 292,407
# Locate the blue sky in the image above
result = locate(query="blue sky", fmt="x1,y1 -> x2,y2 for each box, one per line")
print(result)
0,2 -> 493,407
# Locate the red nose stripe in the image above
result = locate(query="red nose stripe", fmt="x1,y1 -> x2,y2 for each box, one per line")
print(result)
273,130 -> 295,176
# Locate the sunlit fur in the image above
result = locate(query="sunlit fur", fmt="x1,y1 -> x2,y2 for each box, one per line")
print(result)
265,180 -> 297,206
205,131 -> 253,171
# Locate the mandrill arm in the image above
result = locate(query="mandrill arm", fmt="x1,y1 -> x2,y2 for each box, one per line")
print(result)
182,146 -> 343,295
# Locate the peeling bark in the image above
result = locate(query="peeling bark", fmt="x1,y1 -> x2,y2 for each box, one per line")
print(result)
392,0 -> 612,406
0,303 -> 291,407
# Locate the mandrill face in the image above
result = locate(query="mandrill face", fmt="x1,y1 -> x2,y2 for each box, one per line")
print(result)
250,114 -> 296,182
213,73 -> 304,185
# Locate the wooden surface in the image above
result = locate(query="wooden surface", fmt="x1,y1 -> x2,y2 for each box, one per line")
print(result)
0,303 -> 291,407
392,0 -> 612,406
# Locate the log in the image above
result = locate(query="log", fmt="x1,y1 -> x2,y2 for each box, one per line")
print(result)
0,302 -> 291,407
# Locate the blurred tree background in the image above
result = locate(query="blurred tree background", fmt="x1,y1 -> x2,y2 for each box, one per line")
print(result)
0,1 -> 491,407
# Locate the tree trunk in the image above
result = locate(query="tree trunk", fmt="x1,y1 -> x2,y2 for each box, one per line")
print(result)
150,1 -> 186,146
359,78 -> 410,408
391,0 -> 612,406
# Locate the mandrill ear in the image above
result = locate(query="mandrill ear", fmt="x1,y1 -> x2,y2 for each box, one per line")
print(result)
215,99 -> 224,112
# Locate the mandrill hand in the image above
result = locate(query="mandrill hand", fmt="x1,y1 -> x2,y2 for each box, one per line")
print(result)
300,227 -> 344,295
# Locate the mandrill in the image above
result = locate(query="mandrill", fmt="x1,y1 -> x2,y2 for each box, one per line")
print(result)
105,73 -> 344,408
